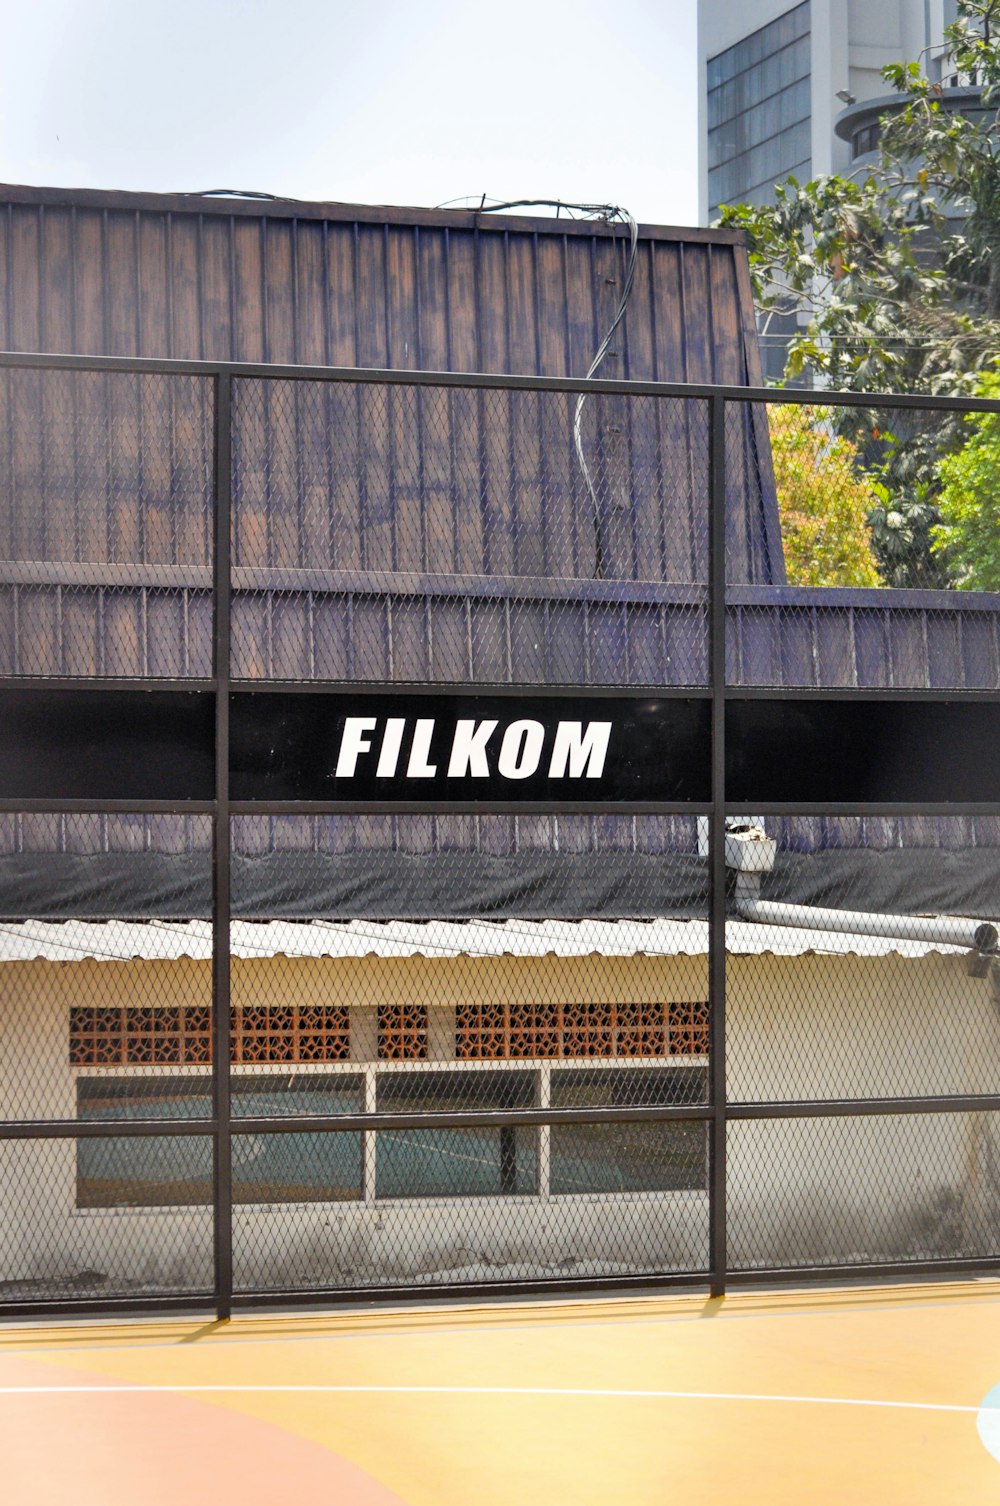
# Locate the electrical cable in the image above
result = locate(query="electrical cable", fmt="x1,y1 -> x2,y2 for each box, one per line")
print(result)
438,197 -> 640,576
188,188 -> 285,201
569,209 -> 638,576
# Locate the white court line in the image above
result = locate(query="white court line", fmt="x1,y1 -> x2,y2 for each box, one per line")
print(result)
0,1383 -> 996,1414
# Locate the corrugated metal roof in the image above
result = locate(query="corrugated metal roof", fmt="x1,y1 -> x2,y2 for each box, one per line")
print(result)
0,917 -> 970,964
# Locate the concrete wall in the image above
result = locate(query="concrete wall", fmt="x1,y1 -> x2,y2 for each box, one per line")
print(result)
3,946 -> 1000,1293
727,951 -> 1000,1268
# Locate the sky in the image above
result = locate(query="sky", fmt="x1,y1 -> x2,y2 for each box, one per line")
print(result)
0,0 -> 699,226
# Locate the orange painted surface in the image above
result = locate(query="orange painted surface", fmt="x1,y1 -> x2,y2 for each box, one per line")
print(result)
2,1283 -> 1000,1505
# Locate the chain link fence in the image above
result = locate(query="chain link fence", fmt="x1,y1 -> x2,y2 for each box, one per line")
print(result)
2,357 -> 1000,1315
729,397 -> 1000,689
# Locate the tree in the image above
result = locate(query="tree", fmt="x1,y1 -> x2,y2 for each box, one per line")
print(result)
769,406 -> 881,587
718,0 -> 1000,587
933,372 -> 1000,589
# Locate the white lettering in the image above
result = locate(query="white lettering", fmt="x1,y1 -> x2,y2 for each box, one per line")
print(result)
498,719 -> 545,780
407,718 -> 438,778
376,718 -> 407,778
336,717 -> 377,778
548,721 -> 612,779
447,719 -> 498,777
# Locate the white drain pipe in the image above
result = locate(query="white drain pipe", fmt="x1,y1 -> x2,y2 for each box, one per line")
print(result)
734,895 -> 998,953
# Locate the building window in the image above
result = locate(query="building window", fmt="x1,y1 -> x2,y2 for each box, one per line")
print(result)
706,1 -> 811,217
76,1074 -> 364,1207
455,1001 -> 709,1059
851,122 -> 881,159
374,1069 -> 538,1199
549,1067 -> 707,1195
71,1004 -> 709,1207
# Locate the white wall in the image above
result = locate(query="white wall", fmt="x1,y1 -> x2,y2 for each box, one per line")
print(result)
726,953 -> 1000,1268
4,950 -> 1000,1293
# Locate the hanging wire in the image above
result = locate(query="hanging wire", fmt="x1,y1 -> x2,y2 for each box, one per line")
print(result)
438,197 -> 640,575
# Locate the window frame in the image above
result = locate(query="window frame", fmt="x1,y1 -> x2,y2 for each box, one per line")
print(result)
70,1007 -> 710,1210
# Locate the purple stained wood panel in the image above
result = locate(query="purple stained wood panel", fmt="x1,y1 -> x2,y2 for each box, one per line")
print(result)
391,597 -> 430,681
628,607 -> 664,686
9,573 -> 1000,700
470,599 -> 509,682
0,189 -> 780,644
728,589 -> 1000,693
548,601 -> 587,685
813,608 -> 858,689
664,605 -> 707,686
961,613 -> 1000,689
428,599 -> 469,681
3,188 -> 1000,868
771,607 -> 816,687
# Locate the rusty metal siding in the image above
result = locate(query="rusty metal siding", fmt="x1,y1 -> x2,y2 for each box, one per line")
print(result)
0,187 -> 783,686
0,364 -> 215,678
1,193 -> 998,896
0,192 -> 761,380
0,185 -> 785,703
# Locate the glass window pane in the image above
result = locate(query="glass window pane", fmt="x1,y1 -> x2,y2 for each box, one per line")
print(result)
376,1070 -> 538,1199
549,1122 -> 706,1196
77,1074 -> 365,1204
232,1130 -> 362,1204
549,1067 -> 707,1194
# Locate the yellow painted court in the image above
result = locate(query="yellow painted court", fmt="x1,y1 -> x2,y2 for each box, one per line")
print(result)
3,1281 -> 1000,1504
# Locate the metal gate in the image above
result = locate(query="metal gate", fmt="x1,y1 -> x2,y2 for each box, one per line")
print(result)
2,353 -> 1000,1319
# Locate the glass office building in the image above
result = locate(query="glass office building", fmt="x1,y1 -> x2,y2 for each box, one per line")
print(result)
706,2 -> 811,221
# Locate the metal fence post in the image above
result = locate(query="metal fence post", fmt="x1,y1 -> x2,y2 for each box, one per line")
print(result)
212,371 -> 233,1320
708,393 -> 728,1296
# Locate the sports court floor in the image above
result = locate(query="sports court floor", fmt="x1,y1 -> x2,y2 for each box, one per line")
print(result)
3,1280 -> 1000,1504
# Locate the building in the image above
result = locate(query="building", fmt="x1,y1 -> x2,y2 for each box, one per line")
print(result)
1,182 -> 999,1312
698,0 -> 964,223
698,0 -> 964,377
3,913 -> 998,1295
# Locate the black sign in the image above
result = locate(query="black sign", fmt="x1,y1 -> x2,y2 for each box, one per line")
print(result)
0,689 -> 215,801
5,687 -> 1000,806
229,692 -> 711,803
727,697 -> 1000,804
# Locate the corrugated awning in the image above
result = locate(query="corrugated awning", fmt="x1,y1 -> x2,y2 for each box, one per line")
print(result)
0,917 -> 971,964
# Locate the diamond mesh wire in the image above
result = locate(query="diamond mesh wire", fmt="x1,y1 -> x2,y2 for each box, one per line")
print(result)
0,810 -> 212,910
727,814 -> 1000,1102
229,811 -> 707,918
0,813 -> 212,1122
375,1071 -> 539,1200
231,1125 -> 363,1205
0,1136 -> 213,1299
230,380 -> 710,686
231,1120 -> 709,1292
228,812 -> 710,1290
549,1070 -> 706,1197
728,1111 -> 1000,1269
228,812 -> 709,1091
9,368 -> 1000,1302
0,369 -> 214,677
726,399 -> 1000,690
